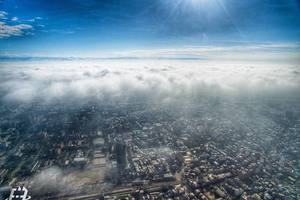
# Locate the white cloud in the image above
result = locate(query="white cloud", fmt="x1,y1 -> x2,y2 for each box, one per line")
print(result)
11,16 -> 18,21
0,21 -> 33,38
0,11 -> 7,19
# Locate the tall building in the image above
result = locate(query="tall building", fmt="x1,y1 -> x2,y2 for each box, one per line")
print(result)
115,142 -> 127,170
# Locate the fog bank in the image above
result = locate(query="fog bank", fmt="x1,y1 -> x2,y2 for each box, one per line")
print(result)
0,60 -> 299,105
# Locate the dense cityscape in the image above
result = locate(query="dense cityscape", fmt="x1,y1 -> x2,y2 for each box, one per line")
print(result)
0,96 -> 299,199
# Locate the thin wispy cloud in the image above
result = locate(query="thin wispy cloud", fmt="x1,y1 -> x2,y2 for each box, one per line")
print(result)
41,29 -> 75,34
105,43 -> 300,62
27,16 -> 43,22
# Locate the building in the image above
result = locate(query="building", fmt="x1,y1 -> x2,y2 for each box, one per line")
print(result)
115,142 -> 127,170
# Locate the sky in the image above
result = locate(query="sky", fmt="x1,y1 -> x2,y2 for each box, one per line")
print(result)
0,0 -> 300,59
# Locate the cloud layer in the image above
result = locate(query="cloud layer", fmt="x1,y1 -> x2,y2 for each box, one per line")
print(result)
0,60 -> 299,105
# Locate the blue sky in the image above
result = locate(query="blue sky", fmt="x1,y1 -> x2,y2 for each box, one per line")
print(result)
0,0 -> 300,58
